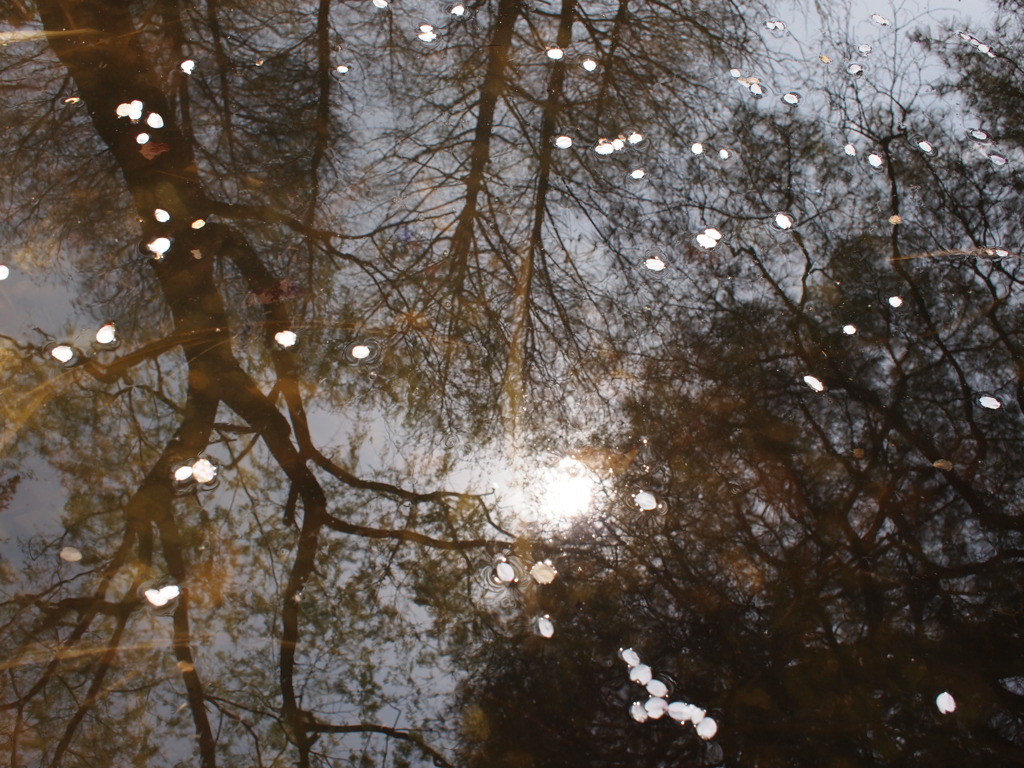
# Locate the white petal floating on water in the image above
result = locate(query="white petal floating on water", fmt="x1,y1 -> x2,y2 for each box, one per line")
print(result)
843,324 -> 857,335
691,142 -> 704,155
50,345 -> 75,364
888,296 -> 903,307
146,112 -> 164,129
95,323 -> 117,345
847,63 -> 864,75
782,91 -> 801,105
867,153 -> 884,169
154,208 -> 170,222
667,701 -> 692,721
627,131 -> 644,145
620,648 -> 641,667
147,237 -> 171,256
936,691 -> 956,714
644,697 -> 668,719
696,233 -> 718,250
191,219 -> 206,229
274,330 -> 298,348
0,265 -> 9,280
695,716 -> 718,739
647,679 -> 669,698
629,701 -> 649,723
180,59 -> 196,75
554,135 -> 573,149
858,43 -> 873,55
536,615 -> 555,638
192,458 -> 217,484
546,47 -> 564,60
803,375 -> 825,392
373,0 -> 389,6
689,705 -> 707,724
773,212 -> 794,230
581,58 -> 598,71
350,344 -> 371,359
128,100 -> 143,120
417,24 -> 437,43
718,148 -> 731,160
630,663 -> 653,685
59,546 -> 83,563
870,13 -> 890,25
643,256 -> 666,271
531,561 -> 557,584
594,141 -> 614,155
144,584 -> 181,607
174,465 -> 194,482
495,561 -> 516,583
136,133 -> 151,145
630,168 -> 646,180
450,3 -> 466,15
634,490 -> 658,510
611,138 -> 625,151
978,395 -> 1001,410
844,143 -> 857,156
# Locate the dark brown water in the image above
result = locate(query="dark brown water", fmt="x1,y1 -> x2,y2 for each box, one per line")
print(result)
1,1 -> 1023,766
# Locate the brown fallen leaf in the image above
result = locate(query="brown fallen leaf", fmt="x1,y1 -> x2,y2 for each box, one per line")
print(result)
139,141 -> 171,160
933,459 -> 953,471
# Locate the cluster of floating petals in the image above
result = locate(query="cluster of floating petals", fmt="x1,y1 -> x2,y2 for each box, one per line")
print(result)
417,24 -> 437,43
531,561 -> 557,584
115,100 -> 144,120
144,584 -> 180,607
274,330 -> 298,348
803,375 -> 825,392
936,691 -> 957,714
546,47 -> 564,60
621,649 -> 717,738
174,457 -> 218,485
696,228 -> 723,250
978,395 -> 1001,410
765,19 -> 785,31
643,255 -> 666,272
95,323 -> 117,345
773,212 -> 794,230
958,31 -> 996,58
180,59 -> 196,74
60,546 -> 83,563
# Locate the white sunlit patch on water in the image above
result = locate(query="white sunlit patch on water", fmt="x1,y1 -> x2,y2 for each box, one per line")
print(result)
978,395 -> 1001,410
936,691 -> 957,713
538,456 -> 598,519
274,330 -> 298,348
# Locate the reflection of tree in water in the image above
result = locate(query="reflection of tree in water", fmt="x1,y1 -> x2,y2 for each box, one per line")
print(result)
0,0 -> 1022,767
